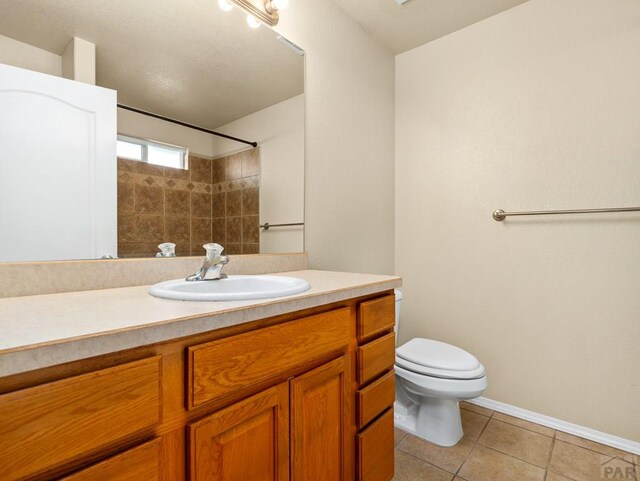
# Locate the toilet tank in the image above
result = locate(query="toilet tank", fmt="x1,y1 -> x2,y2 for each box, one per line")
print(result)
394,289 -> 403,340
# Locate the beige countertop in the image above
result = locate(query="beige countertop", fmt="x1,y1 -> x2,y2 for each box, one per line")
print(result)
0,270 -> 401,377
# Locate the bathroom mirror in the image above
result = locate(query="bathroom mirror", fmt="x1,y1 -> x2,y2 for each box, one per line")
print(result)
0,0 -> 304,262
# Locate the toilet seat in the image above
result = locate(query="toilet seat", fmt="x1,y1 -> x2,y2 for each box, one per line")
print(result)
396,338 -> 486,380
395,364 -> 488,398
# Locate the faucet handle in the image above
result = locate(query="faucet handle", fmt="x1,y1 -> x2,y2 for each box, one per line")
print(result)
156,242 -> 176,257
203,243 -> 224,260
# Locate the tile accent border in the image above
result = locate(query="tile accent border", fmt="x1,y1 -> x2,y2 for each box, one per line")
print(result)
468,397 -> 640,455
0,253 -> 308,298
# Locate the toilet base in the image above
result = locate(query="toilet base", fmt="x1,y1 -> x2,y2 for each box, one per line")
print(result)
394,396 -> 463,447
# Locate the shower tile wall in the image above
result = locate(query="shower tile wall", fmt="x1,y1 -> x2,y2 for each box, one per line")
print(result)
117,148 -> 260,258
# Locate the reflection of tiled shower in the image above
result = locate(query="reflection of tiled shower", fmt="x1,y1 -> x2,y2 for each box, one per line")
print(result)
117,148 -> 260,257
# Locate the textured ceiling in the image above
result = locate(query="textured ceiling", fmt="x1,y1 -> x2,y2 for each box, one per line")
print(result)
334,0 -> 530,54
0,0 -> 304,129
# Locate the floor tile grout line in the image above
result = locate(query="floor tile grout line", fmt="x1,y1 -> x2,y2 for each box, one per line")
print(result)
554,428 -> 636,457
474,415 -> 553,472
394,432 -> 406,447
454,414 -> 492,476
477,444 -> 552,474
394,443 -> 459,477
542,431 -> 557,481
491,414 -> 555,438
395,413 -> 638,479
460,405 -> 495,419
475,436 -> 552,471
493,411 -> 636,460
553,437 -> 637,463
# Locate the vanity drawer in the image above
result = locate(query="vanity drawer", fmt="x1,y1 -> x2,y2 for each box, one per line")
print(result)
357,295 -> 395,343
356,408 -> 394,481
0,356 -> 161,481
60,439 -> 161,481
188,307 -> 351,408
357,370 -> 395,429
357,332 -> 395,386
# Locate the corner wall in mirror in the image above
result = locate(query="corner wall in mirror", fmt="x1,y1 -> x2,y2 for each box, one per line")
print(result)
0,0 -> 304,263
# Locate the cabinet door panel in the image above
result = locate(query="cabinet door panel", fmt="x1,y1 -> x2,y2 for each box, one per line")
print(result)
290,355 -> 351,481
189,383 -> 289,481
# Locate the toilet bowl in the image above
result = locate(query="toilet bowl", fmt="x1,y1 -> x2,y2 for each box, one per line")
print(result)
393,290 -> 487,447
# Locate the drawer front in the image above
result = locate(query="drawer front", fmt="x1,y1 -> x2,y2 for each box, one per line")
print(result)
357,370 -> 395,429
189,307 -> 351,408
356,408 -> 394,481
0,356 -> 161,481
60,439 -> 161,481
357,332 -> 395,386
357,295 -> 395,343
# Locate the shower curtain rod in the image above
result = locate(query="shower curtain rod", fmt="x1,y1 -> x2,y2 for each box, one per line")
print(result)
117,104 -> 258,148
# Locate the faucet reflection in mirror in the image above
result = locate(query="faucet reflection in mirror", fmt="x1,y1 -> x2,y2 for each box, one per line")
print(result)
156,243 -> 176,258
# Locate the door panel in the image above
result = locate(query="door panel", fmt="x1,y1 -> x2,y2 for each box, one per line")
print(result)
0,63 -> 116,261
189,382 -> 289,481
290,355 -> 351,481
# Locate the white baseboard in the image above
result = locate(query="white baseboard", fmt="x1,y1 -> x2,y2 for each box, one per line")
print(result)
468,397 -> 640,456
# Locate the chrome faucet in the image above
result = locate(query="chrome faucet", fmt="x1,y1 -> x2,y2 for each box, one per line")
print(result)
186,243 -> 229,281
156,242 -> 176,257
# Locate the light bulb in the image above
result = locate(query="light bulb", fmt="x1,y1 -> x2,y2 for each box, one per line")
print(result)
246,14 -> 261,28
217,0 -> 233,11
271,0 -> 289,10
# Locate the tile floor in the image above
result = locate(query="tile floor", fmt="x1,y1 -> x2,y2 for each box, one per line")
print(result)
392,402 -> 638,481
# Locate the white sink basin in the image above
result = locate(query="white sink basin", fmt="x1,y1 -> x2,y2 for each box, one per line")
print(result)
149,275 -> 310,301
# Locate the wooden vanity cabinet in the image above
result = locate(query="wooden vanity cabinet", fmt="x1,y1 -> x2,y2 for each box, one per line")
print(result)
189,355 -> 351,481
355,295 -> 397,481
0,291 -> 396,481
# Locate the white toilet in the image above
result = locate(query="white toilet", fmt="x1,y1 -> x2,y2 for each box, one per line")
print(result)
393,290 -> 488,447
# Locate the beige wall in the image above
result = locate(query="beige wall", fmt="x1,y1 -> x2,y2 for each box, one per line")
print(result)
61,37 -> 96,85
275,0 -> 396,274
212,95 -> 305,254
0,34 -> 61,76
396,0 -> 640,441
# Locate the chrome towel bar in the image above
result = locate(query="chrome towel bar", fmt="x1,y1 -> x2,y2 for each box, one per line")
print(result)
260,222 -> 304,230
493,206 -> 640,222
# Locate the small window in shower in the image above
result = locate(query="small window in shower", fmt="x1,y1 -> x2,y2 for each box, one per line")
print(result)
117,135 -> 188,169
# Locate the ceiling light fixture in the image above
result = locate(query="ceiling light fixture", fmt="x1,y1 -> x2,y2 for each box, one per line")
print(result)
220,0 -> 282,27
217,0 -> 234,11
265,0 -> 289,13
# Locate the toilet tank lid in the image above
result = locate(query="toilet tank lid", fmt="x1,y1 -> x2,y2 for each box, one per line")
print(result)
396,338 -> 480,372
394,289 -> 403,301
